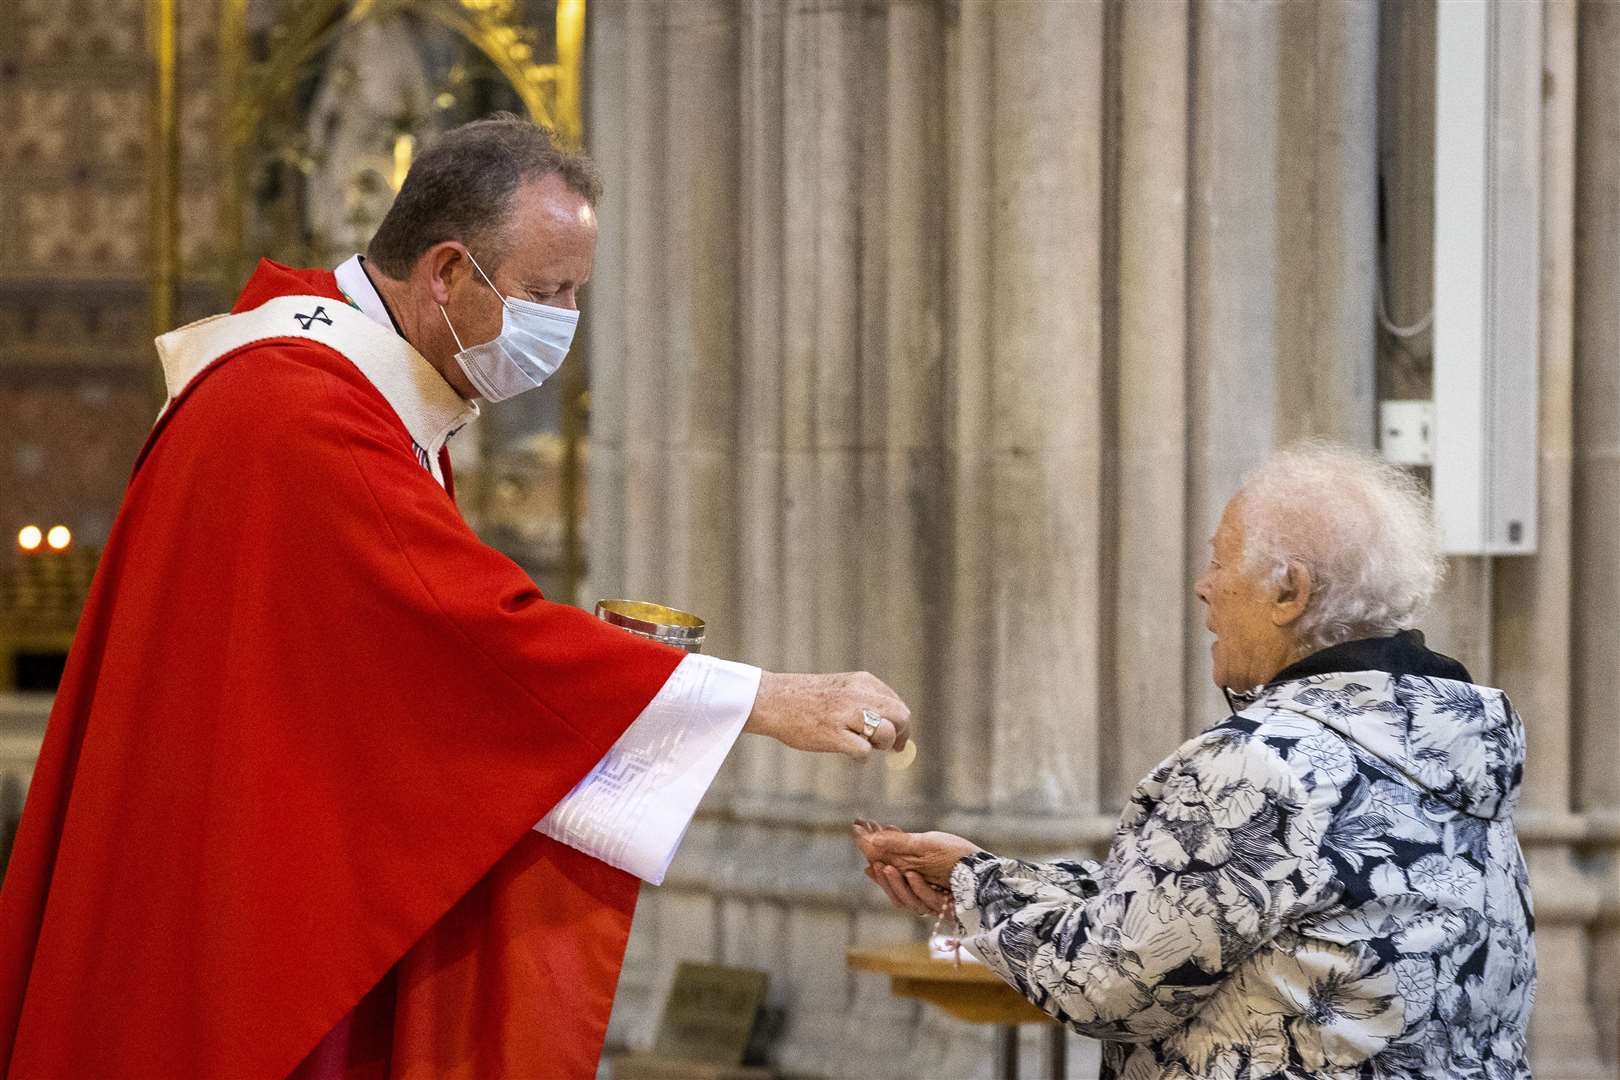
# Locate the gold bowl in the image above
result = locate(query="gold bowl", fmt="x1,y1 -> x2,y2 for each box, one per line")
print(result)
594,598 -> 706,653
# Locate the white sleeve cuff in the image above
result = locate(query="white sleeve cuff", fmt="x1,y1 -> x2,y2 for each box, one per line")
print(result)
533,654 -> 760,885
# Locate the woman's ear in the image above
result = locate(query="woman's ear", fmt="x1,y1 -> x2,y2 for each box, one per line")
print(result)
1271,559 -> 1313,626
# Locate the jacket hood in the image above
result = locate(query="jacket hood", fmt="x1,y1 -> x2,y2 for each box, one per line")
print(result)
1252,632 -> 1526,821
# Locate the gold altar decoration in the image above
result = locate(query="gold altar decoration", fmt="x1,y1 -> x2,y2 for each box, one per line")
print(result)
213,0 -> 583,287
146,0 -> 591,601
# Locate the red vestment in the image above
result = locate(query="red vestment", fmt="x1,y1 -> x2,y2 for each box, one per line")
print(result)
0,262 -> 681,1079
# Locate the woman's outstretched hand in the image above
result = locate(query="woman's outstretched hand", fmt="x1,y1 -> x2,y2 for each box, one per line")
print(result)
852,820 -> 981,916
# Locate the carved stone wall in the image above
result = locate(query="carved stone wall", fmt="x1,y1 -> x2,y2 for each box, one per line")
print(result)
585,3 -> 1619,1078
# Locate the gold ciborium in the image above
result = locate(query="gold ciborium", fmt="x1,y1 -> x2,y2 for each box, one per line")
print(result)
593,598 -> 706,654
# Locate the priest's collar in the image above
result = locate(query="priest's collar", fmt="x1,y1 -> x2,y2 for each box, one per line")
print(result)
333,254 -> 402,334
333,254 -> 478,452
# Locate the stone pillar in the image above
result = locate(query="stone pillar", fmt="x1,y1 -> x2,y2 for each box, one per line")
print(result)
942,0 -> 996,816
585,0 -> 643,1048
711,0 -> 779,855
581,0 -> 630,607
1274,0 -> 1379,447
586,2 -> 1614,1075
1110,0 -> 1190,804
777,0 -> 866,809
1497,0 -> 1578,824
1574,0 -> 1620,842
661,0 -> 742,644
733,0 -> 787,804
1499,2 -> 1608,1073
776,2 -> 883,1069
984,0 -> 1106,816
1186,0 -> 1280,727
867,0 -> 947,816
1569,2 -> 1620,1074
616,0 -> 670,604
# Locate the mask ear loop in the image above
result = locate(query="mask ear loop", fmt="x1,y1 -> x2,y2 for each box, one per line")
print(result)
438,246 -> 506,352
463,249 -> 512,312
438,304 -> 467,352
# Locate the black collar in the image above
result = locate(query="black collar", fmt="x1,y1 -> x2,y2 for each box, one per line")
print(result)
1268,629 -> 1472,687
358,256 -> 409,340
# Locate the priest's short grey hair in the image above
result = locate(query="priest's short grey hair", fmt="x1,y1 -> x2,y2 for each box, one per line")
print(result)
1236,442 -> 1446,651
366,113 -> 601,279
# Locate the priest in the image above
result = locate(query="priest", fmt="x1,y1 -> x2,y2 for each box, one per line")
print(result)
0,115 -> 911,1080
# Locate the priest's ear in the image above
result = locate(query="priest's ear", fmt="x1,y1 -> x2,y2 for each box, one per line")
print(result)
420,242 -> 474,306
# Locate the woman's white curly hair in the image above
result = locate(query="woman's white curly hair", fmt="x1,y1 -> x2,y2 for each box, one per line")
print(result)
1236,441 -> 1446,651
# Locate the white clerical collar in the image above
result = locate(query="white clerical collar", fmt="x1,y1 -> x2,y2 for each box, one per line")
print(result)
333,254 -> 400,332
332,254 -> 478,456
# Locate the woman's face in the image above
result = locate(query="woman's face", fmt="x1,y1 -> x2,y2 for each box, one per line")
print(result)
1193,497 -> 1309,692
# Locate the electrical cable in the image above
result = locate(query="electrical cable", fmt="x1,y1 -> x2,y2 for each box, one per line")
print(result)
1377,281 -> 1434,339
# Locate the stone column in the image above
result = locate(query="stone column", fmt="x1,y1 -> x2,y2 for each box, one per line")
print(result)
586,2 -> 1614,1075
983,0 -> 1106,817
1499,3 -> 1609,1073
581,0 -> 631,607
653,2 -> 752,1057
1570,2 -> 1620,1073
720,0 -> 801,1025
1186,0 -> 1281,727
1574,0 -> 1620,848
841,2 -> 955,1070
776,3 -> 886,1069
616,0 -> 671,604
942,0 -> 996,816
1497,0 -> 1578,822
660,0 -> 742,645
585,0 -> 650,1048
733,0 -> 787,802
866,0 -> 947,816
1110,0 -> 1190,804
1274,0 -> 1379,448
776,0 -> 866,810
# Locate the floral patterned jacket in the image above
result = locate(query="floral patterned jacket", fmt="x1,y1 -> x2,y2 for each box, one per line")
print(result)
950,632 -> 1535,1080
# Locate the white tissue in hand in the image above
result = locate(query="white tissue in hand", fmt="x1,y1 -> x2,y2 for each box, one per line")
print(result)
929,933 -> 981,962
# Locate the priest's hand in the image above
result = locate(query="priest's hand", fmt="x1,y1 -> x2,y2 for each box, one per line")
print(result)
744,671 -> 911,761
852,820 -> 981,914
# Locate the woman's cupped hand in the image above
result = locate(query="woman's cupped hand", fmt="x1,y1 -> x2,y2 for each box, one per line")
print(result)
852,820 -> 981,916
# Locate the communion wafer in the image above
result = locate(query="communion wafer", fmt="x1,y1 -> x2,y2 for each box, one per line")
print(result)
885,739 -> 918,771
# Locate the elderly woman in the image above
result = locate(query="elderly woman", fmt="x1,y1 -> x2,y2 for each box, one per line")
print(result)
855,444 -> 1534,1080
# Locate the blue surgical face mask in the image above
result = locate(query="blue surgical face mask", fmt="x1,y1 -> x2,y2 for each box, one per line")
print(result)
438,250 -> 578,402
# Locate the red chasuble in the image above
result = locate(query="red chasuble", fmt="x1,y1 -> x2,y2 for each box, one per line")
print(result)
0,262 -> 683,1079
